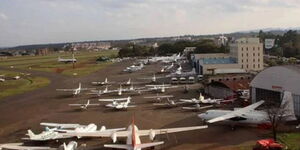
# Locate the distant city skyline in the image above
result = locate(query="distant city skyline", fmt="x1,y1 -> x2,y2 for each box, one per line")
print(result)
0,0 -> 300,47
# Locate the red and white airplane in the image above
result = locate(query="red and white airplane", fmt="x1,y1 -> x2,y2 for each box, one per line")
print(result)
63,118 -> 207,150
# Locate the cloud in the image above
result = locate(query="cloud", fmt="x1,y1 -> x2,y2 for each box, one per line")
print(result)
0,13 -> 8,20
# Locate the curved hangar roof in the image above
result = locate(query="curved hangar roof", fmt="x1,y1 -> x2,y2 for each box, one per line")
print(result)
250,65 -> 300,95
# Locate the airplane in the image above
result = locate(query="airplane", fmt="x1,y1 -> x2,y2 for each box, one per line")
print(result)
182,104 -> 214,111
99,97 -> 132,102
123,63 -> 144,73
56,83 -> 95,96
167,68 -> 196,78
22,129 -> 71,141
144,94 -> 174,103
92,78 -> 115,86
58,54 -> 77,63
100,97 -> 136,110
0,143 -> 52,150
41,122 -> 125,134
120,78 -> 143,86
180,93 -> 230,104
150,53 -> 183,63
145,84 -> 178,93
153,98 -> 185,107
63,141 -> 77,150
69,100 -> 100,110
140,74 -> 164,83
199,91 -> 298,127
88,85 -> 116,97
160,63 -> 174,73
62,117 -> 207,150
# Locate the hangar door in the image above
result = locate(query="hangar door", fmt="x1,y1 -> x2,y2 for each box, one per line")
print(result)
255,88 -> 281,104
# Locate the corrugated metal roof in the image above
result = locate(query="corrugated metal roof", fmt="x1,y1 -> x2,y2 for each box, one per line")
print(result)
250,65 -> 300,95
219,80 -> 250,91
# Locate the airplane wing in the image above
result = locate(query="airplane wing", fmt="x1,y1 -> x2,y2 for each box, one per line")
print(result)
179,99 -> 193,103
153,103 -> 169,106
56,89 -> 75,92
138,126 -> 208,136
0,143 -> 52,150
182,107 -> 197,110
40,122 -> 84,128
207,100 -> 265,123
81,88 -> 96,91
61,130 -> 130,138
144,95 -> 173,99
68,104 -> 84,106
88,104 -> 101,106
99,98 -> 128,102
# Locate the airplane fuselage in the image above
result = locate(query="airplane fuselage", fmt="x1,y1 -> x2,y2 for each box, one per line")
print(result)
198,109 -> 270,125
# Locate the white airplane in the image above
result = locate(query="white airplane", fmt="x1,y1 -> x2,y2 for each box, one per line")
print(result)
88,85 -> 116,97
144,94 -> 174,103
0,143 -> 51,150
22,130 -> 71,141
123,63 -> 144,72
63,141 -> 77,150
40,122 -> 84,129
102,97 -> 136,110
180,93 -> 228,104
58,54 -> 77,63
62,118 -> 207,150
91,78 -> 115,86
145,84 -> 178,93
56,83 -> 95,96
198,100 -> 269,126
153,98 -> 185,107
160,63 -> 174,73
150,53 -> 182,63
99,96 -> 131,102
41,123 -> 125,134
69,100 -> 100,110
182,104 -> 214,111
140,74 -> 164,83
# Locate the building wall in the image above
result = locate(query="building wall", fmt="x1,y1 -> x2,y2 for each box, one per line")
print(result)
230,38 -> 264,72
202,63 -> 241,75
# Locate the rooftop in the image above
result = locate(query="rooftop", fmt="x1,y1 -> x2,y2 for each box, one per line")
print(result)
201,57 -> 237,65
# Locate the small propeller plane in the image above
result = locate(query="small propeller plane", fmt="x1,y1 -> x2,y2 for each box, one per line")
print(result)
182,104 -> 214,111
145,84 -> 178,93
153,98 -> 185,108
91,78 -> 115,86
56,83 -> 95,96
144,94 -> 174,103
62,117 -> 207,150
100,97 -> 136,110
180,93 -> 229,104
69,100 -> 100,110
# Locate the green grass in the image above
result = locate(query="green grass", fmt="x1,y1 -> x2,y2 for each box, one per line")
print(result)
0,50 -> 118,76
0,71 -> 50,99
279,133 -> 300,150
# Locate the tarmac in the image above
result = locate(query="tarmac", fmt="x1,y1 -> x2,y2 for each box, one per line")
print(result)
0,60 -> 269,150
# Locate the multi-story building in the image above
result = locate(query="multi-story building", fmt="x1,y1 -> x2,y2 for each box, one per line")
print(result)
230,37 -> 264,72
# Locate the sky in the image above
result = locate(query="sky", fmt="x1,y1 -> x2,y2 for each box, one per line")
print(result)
0,0 -> 300,47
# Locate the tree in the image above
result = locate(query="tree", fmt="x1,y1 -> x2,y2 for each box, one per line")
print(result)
265,101 -> 288,141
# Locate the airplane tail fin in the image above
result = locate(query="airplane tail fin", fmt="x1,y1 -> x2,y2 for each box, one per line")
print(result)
136,141 -> 164,149
87,100 -> 90,105
104,144 -> 131,149
79,83 -> 81,89
105,78 -> 108,83
63,142 -> 67,150
27,130 -> 35,138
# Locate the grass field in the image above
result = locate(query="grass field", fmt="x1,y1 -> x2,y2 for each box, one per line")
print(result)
0,70 -> 50,99
279,133 -> 300,150
0,50 -> 118,76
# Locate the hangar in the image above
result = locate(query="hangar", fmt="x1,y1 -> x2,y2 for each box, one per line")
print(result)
250,65 -> 300,117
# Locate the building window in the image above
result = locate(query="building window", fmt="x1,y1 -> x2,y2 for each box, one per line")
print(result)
247,59 -> 248,62
241,47 -> 243,51
258,59 -> 260,62
258,47 -> 260,50
246,53 -> 248,56
253,53 -> 255,56
241,77 -> 244,80
241,64 -> 243,68
233,78 -> 236,81
253,64 -> 255,68
242,59 -> 243,63
253,47 -> 255,50
253,59 -> 255,62
247,64 -> 249,68
258,64 -> 260,68
242,53 -> 243,57
219,79 -> 222,81
258,53 -> 260,56
246,47 -> 248,51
